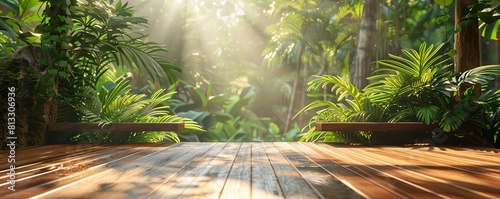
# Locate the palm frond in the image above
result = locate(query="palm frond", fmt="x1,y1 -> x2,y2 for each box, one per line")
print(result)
416,105 -> 440,124
457,65 -> 500,85
307,75 -> 365,110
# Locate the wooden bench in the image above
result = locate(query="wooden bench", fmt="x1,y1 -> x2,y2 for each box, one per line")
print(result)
315,122 -> 478,132
47,122 -> 185,133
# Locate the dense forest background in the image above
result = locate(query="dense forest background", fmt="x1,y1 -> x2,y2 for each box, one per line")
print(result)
1,0 -> 499,146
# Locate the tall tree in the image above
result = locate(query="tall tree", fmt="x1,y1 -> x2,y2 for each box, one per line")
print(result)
353,0 -> 378,89
454,0 -> 480,77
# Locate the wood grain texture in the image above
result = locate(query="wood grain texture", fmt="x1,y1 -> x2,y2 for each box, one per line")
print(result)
2,142 -> 499,199
251,142 -> 284,198
219,142 -> 252,199
317,143 -> 500,199
46,122 -> 184,132
31,142 -> 206,199
1,144 -> 173,199
263,142 -> 319,199
275,142 -> 361,199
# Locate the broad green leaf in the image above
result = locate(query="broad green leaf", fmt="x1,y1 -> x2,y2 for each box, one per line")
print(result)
481,20 -> 500,40
269,122 -> 280,135
48,69 -> 58,75
0,0 -> 18,16
435,0 -> 453,6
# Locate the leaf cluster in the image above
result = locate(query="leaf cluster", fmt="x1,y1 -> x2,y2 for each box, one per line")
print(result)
69,68 -> 203,144
298,42 -> 500,146
170,83 -> 300,142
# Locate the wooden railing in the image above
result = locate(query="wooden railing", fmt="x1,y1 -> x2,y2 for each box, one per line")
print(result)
315,122 -> 478,132
47,122 -> 185,133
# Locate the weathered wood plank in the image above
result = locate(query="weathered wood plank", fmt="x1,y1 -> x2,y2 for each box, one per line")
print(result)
46,122 -> 184,132
263,142 -> 320,199
251,142 -> 284,198
315,122 -> 477,132
275,142 -> 361,199
219,142 -> 252,199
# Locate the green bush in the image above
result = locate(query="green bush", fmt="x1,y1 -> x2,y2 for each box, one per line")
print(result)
298,42 -> 500,147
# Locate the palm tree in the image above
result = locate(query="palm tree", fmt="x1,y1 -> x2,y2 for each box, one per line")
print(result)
263,0 -> 360,134
353,0 -> 378,89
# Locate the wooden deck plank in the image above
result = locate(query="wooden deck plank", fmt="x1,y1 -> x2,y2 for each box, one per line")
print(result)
0,145 -> 126,196
219,142 -> 252,199
0,144 -> 98,170
28,142 -> 207,199
318,143 -> 500,198
343,146 -> 500,198
0,145 -> 130,189
3,144 -> 174,199
251,142 -> 284,198
263,142 -> 320,198
273,142 -> 362,199
156,142 -> 237,198
304,143 -> 445,198
1,142 -> 498,199
183,142 -> 242,198
383,147 -> 500,177
292,142 -> 401,199
403,146 -> 500,166
315,144 -> 462,198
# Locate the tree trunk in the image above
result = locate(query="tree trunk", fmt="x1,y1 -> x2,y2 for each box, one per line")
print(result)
454,0 -> 480,96
298,63 -> 308,127
496,41 -> 500,90
0,53 -> 56,148
284,45 -> 305,136
353,0 -> 378,89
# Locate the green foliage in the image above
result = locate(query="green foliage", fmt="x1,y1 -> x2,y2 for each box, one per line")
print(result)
33,0 -> 183,123
63,68 -> 203,144
170,83 -> 301,142
435,0 -> 454,6
263,0 -> 357,75
366,43 -> 453,121
38,0 -> 74,90
0,0 -> 44,56
298,42 -> 500,146
440,0 -> 500,40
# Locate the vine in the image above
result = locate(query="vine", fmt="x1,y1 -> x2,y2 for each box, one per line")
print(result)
38,0 -> 76,93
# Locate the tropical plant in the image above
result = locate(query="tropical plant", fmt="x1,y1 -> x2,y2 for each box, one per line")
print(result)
263,0 -> 361,134
0,0 -> 43,56
437,0 -> 500,40
298,42 -> 500,147
37,0 -> 183,124
170,82 -> 301,141
51,68 -> 204,144
1,0 -> 186,147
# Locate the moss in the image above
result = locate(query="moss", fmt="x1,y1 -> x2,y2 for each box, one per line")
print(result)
0,57 -> 48,148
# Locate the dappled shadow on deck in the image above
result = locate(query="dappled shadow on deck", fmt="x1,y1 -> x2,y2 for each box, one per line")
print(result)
0,142 -> 499,198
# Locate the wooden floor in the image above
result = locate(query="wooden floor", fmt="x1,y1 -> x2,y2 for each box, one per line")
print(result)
1,142 -> 499,199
